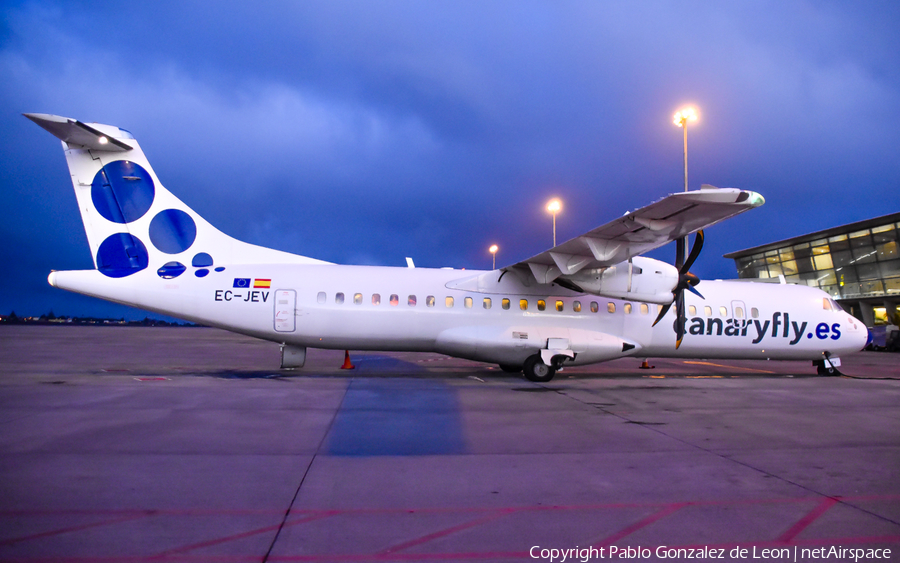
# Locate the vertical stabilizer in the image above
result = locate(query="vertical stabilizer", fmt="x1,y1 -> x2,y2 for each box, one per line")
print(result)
25,113 -> 327,281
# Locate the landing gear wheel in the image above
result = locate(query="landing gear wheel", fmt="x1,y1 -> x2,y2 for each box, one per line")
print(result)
499,364 -> 522,373
523,354 -> 556,383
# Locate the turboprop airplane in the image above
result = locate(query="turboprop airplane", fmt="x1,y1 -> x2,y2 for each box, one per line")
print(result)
24,113 -> 868,381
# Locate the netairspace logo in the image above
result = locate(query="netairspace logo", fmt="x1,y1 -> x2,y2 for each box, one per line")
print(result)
529,544 -> 892,562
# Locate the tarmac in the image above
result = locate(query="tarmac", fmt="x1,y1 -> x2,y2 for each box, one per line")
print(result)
1,325 -> 898,562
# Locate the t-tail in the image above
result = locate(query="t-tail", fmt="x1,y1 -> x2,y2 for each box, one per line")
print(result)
25,113 -> 327,318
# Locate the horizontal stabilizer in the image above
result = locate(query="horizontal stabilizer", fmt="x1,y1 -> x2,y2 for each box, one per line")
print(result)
24,113 -> 132,152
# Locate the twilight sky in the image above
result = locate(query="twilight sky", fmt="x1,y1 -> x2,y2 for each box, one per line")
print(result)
1,1 -> 898,319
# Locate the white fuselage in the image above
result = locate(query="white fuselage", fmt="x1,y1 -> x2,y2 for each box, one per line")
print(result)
50,262 -> 869,367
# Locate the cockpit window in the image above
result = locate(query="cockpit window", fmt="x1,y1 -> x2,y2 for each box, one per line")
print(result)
822,298 -> 832,311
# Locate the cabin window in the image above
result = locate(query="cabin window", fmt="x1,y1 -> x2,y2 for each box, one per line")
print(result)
556,300 -> 564,312
464,297 -> 473,308
445,296 -> 454,308
704,306 -> 712,317
317,292 -> 326,304
335,292 -> 345,305
822,298 -> 832,311
688,305 -> 696,316
520,299 -> 528,310
657,304 -> 664,317
607,302 -> 615,314
483,298 -> 492,309
537,299 -> 546,311
408,295 -> 417,306
751,307 -> 759,318
353,293 -> 363,305
640,303 -> 649,315
624,303 -> 632,314
719,306 -> 727,317
389,294 -> 399,306
590,301 -> 598,313
735,306 -> 744,318
372,293 -> 381,306
426,295 -> 435,307
573,301 -> 581,312
502,298 -> 510,310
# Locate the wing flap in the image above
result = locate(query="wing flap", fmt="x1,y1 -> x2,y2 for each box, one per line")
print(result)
507,187 -> 764,281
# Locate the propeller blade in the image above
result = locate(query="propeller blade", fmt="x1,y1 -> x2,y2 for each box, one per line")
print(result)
684,272 -> 704,298
682,229 -> 704,273
668,229 -> 705,349
675,289 -> 685,349
686,284 -> 704,299
652,302 -> 671,327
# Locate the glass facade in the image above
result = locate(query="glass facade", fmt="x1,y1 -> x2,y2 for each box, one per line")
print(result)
733,221 -> 900,300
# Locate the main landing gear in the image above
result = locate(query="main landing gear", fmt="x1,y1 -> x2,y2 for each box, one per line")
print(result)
523,354 -> 555,383
520,352 -> 572,383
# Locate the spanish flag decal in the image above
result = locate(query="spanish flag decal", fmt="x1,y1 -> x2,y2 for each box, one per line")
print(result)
253,279 -> 271,288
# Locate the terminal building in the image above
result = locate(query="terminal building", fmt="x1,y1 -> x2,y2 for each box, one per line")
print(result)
724,212 -> 900,329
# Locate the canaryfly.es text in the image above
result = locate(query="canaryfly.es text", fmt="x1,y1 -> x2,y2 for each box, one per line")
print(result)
679,311 -> 841,346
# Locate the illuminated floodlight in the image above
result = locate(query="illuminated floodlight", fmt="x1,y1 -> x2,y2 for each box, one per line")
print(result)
98,136 -> 109,145
673,107 -> 698,127
489,244 -> 499,269
546,199 -> 562,247
546,199 -> 561,214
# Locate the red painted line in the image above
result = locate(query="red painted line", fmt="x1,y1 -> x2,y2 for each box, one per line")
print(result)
593,502 -> 689,547
0,512 -> 153,546
152,511 -> 340,557
777,496 -> 840,542
379,508 -> 519,555
0,557 -> 261,563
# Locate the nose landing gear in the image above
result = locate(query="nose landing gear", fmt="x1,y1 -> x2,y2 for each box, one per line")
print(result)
814,352 -> 843,376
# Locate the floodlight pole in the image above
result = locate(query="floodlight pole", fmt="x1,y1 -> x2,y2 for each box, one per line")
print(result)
682,120 -> 690,259
674,108 -> 697,259
552,212 -> 557,247
682,121 -> 689,194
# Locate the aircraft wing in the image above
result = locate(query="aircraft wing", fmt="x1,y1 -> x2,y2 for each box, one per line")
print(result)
505,186 -> 764,284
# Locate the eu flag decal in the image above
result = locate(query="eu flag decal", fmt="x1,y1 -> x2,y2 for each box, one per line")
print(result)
233,278 -> 251,288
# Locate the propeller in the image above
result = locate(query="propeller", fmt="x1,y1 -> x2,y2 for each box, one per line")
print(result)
652,230 -> 705,348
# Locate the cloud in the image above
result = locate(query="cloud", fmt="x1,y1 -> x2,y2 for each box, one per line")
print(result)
1,0 -> 898,317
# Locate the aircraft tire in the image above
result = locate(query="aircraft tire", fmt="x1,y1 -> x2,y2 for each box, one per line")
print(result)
523,354 -> 555,383
499,364 -> 522,373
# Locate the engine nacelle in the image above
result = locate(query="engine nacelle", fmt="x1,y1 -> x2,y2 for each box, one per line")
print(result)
559,256 -> 678,305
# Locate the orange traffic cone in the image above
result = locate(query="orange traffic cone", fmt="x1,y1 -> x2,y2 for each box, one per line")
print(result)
340,350 -> 355,370
639,359 -> 655,369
